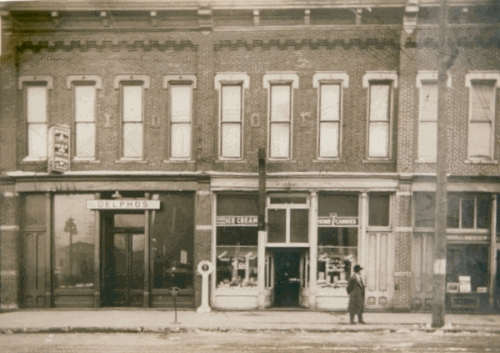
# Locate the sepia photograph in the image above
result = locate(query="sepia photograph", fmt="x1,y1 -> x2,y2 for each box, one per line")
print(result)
0,0 -> 499,351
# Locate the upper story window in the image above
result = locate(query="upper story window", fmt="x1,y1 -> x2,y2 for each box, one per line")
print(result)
215,73 -> 250,160
313,72 -> 349,160
67,76 -> 102,160
263,73 -> 299,160
164,75 -> 197,160
20,76 -> 53,161
363,72 -> 398,160
465,71 -> 499,161
115,75 -> 150,160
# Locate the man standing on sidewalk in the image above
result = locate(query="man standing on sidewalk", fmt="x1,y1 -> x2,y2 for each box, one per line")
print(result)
347,265 -> 366,324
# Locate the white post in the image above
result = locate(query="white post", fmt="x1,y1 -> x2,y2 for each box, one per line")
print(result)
197,261 -> 214,313
258,230 -> 267,309
309,191 -> 318,309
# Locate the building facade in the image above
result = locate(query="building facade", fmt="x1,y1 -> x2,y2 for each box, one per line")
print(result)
0,0 -> 499,313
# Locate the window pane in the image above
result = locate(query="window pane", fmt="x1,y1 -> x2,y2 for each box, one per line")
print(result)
216,245 -> 258,288
270,123 -> 290,158
75,86 -> 95,122
369,193 -> 390,227
461,197 -> 474,229
290,209 -> 309,243
318,194 -> 359,218
268,209 -> 286,243
217,194 -> 259,216
27,86 -> 47,123
28,124 -> 47,158
369,122 -> 389,157
54,194 -> 96,289
270,196 -> 307,205
171,123 -> 191,158
370,84 -> 390,121
319,122 -> 339,158
418,121 -> 437,160
76,123 -> 95,158
123,123 -> 143,158
477,195 -> 491,229
152,193 -> 194,290
414,192 -> 435,228
171,86 -> 191,123
320,84 -> 340,121
23,194 -> 46,227
221,123 -> 241,158
319,227 -> 358,247
318,228 -> 358,285
271,85 -> 290,122
447,194 -> 460,228
217,227 -> 258,246
446,244 -> 488,292
469,122 -> 492,158
420,82 -> 438,121
123,86 -> 142,122
471,82 -> 494,121
222,85 -> 241,122
114,214 -> 145,228
131,233 -> 145,290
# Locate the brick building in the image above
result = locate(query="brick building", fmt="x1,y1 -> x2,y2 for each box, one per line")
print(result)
0,0 -> 499,313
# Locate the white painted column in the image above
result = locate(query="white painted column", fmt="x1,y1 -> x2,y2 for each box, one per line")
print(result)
360,193 -> 368,271
490,194 -> 497,307
308,191 -> 318,309
210,193 -> 217,306
258,230 -> 267,309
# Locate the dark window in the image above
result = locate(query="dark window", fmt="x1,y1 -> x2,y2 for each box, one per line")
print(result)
268,209 -> 286,243
447,194 -> 460,228
318,194 -> 359,218
447,194 -> 491,230
24,194 -> 46,227
217,194 -> 259,215
217,227 -> 258,246
477,195 -> 491,229
290,209 -> 309,243
446,244 -> 489,292
414,192 -> 435,228
369,193 -> 390,227
461,197 -> 475,229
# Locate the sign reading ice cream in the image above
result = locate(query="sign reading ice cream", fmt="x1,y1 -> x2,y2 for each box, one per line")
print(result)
87,200 -> 161,210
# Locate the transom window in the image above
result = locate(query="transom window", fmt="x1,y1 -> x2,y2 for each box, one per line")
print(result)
447,194 -> 491,230
267,195 -> 309,245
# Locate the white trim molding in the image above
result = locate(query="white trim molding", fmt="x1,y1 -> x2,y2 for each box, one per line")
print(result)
196,225 -> 213,231
416,70 -> 452,88
114,75 -> 150,89
163,74 -> 197,89
0,225 -> 20,231
215,73 -> 250,90
313,72 -> 349,88
263,72 -> 299,89
18,75 -> 53,90
465,71 -> 500,88
362,71 -> 398,88
66,75 -> 102,89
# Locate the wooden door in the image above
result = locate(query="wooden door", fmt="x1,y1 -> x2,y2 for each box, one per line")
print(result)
364,232 -> 393,310
23,231 -> 47,308
412,232 -> 434,311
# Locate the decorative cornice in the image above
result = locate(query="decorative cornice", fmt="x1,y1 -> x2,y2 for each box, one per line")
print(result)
163,75 -> 197,89
214,73 -> 250,90
66,75 -> 102,89
405,36 -> 500,49
114,75 -> 150,89
214,38 -> 399,51
312,72 -> 349,88
18,75 -> 53,89
465,71 -> 500,88
16,40 -> 198,53
416,70 -> 452,88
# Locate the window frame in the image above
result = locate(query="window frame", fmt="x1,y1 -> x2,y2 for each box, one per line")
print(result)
168,83 -> 194,160
219,83 -> 244,159
120,81 -> 145,160
263,73 -> 299,160
367,192 -> 393,231
366,80 -> 393,160
25,84 -> 49,161
318,82 -> 342,159
446,193 -> 491,232
266,194 -> 310,246
418,80 -> 438,162
72,82 -> 97,160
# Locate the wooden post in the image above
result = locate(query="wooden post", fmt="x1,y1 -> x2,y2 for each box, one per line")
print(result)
490,195 -> 497,307
94,193 -> 101,308
144,192 -> 150,308
308,191 -> 318,309
45,192 -> 52,308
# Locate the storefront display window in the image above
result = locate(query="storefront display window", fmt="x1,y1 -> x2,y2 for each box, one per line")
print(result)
151,193 -> 194,290
54,194 -> 96,289
216,194 -> 259,289
446,244 -> 488,293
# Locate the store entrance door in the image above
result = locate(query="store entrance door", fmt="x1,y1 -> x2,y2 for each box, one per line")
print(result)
273,250 -> 301,307
104,232 -> 145,307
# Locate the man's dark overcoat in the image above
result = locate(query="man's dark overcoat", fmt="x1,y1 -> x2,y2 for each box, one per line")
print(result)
346,272 -> 365,315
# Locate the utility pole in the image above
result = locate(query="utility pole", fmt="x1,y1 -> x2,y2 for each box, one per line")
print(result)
432,0 -> 449,328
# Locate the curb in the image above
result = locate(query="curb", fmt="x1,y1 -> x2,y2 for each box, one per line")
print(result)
1,327 -> 499,335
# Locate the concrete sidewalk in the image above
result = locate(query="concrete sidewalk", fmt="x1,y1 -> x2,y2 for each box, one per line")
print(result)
0,310 -> 499,334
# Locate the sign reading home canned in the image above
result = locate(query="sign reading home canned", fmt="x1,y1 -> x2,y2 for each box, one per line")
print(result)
48,124 -> 70,173
87,200 -> 161,210
216,216 -> 258,226
317,213 -> 359,227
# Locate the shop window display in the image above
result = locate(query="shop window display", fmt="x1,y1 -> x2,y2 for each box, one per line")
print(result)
54,194 -> 96,289
446,244 -> 488,293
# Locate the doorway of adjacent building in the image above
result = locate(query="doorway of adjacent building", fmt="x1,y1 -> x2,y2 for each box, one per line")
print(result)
273,250 -> 301,307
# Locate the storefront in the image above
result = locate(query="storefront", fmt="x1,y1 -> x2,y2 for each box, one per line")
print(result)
20,190 -> 195,309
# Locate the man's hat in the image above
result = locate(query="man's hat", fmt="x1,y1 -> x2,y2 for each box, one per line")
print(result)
354,265 -> 363,272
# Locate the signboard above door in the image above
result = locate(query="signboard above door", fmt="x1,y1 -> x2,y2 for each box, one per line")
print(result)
87,200 -> 160,210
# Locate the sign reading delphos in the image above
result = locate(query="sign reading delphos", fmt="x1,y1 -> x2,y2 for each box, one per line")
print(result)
87,200 -> 161,210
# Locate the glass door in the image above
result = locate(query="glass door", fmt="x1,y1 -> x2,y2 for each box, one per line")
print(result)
106,232 -> 145,306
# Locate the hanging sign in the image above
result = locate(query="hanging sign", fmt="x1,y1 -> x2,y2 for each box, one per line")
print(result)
317,213 -> 359,227
217,216 -> 258,226
87,200 -> 161,210
48,124 -> 70,173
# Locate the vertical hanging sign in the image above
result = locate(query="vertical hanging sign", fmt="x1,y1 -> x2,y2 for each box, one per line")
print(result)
48,124 -> 71,173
